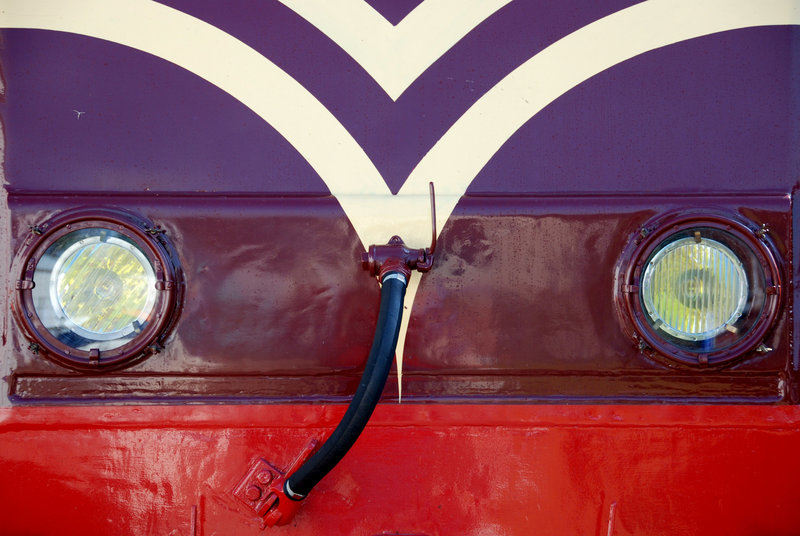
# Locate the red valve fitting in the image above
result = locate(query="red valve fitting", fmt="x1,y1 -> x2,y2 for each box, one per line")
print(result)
361,235 -> 432,281
360,182 -> 437,280
233,440 -> 319,528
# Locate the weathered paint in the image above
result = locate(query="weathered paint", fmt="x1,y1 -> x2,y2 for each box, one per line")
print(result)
1,1 -> 799,533
4,194 -> 794,402
2,405 -> 800,535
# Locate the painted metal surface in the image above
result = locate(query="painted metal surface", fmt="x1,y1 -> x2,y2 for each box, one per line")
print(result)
1,1 -> 799,533
4,195 -> 794,403
2,404 -> 800,535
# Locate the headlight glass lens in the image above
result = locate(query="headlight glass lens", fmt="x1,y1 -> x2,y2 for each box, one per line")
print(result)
641,237 -> 747,341
32,228 -> 157,351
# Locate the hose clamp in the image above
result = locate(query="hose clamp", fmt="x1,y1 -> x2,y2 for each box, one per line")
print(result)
381,272 -> 408,286
284,480 -> 306,501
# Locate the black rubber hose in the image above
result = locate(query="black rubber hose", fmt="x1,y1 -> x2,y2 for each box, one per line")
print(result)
285,272 -> 407,499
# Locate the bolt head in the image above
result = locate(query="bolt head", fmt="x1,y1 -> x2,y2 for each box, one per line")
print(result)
256,470 -> 274,485
245,485 -> 262,501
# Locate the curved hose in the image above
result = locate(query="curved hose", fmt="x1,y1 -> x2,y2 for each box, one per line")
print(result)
285,272 -> 407,499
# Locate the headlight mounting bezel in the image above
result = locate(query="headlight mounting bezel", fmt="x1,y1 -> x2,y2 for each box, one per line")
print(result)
615,210 -> 783,368
12,207 -> 182,371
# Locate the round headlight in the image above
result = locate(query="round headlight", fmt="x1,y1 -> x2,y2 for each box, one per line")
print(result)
34,229 -> 158,348
13,208 -> 182,371
641,236 -> 747,342
616,213 -> 782,367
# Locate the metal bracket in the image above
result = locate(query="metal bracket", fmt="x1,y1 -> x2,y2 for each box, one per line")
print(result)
15,280 -> 35,291
233,440 -> 319,528
145,225 -> 165,236
361,182 -> 437,280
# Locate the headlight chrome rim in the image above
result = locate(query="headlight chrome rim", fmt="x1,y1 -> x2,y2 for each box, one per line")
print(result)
12,207 -> 182,371
616,211 -> 782,368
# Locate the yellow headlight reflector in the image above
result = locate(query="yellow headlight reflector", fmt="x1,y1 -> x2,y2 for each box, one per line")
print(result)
32,229 -> 158,350
52,235 -> 157,338
641,237 -> 747,342
12,208 -> 182,371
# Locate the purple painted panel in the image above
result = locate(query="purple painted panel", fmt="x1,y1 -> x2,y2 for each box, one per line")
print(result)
160,0 -> 637,193
2,0 -> 645,194
363,0 -> 425,25
470,26 -> 800,194
0,29 -> 325,193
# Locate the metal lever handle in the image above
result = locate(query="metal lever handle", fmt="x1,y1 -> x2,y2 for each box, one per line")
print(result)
416,181 -> 437,271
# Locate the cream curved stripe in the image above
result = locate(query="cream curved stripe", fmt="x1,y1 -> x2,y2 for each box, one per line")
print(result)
0,0 -> 392,212
4,0 -> 797,249
277,0 -> 511,101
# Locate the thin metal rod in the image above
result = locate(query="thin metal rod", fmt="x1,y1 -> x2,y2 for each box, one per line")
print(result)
428,181 -> 437,256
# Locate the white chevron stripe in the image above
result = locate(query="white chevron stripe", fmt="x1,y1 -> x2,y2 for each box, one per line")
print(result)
277,0 -> 511,100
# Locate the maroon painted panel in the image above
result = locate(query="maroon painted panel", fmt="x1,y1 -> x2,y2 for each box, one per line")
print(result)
4,193 -> 794,403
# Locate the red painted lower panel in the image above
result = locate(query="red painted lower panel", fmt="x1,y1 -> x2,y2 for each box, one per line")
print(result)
1,405 -> 799,535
